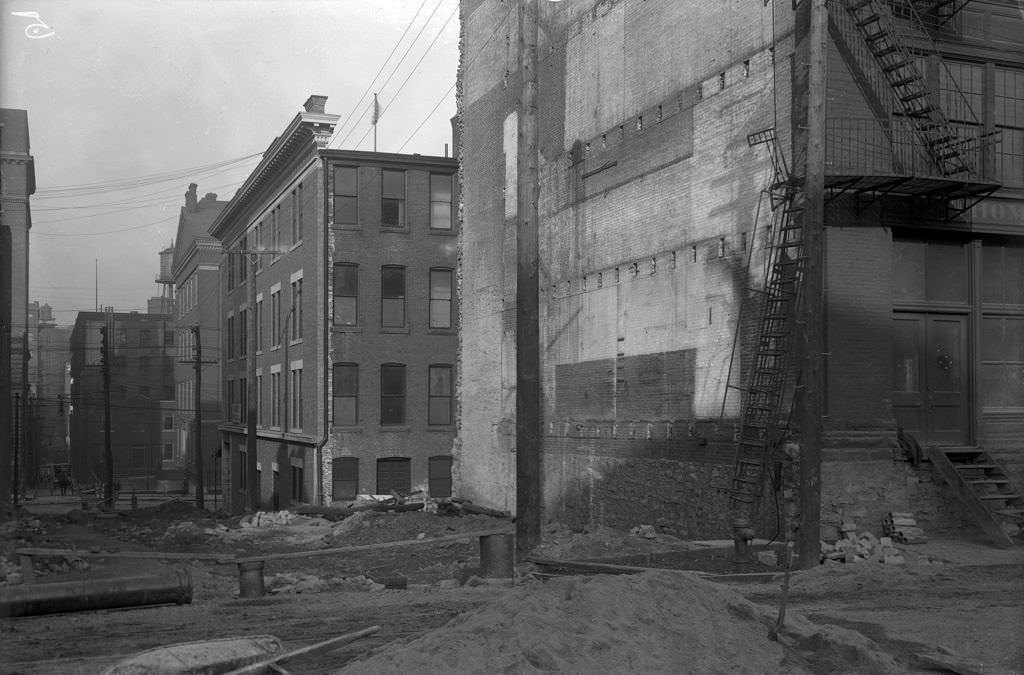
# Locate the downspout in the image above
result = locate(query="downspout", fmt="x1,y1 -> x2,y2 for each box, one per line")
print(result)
316,153 -> 331,505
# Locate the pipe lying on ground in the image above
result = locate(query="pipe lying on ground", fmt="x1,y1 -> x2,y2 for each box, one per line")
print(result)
0,569 -> 192,617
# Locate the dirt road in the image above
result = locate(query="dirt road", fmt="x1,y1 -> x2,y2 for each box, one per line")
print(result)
2,501 -> 1022,674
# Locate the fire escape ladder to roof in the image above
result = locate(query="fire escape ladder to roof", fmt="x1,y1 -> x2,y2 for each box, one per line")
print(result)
838,0 -> 985,179
724,130 -> 806,517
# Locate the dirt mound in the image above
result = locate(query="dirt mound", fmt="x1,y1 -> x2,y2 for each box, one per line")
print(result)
338,570 -> 904,674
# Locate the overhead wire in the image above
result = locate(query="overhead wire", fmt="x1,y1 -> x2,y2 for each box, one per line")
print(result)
352,2 -> 459,151
326,0 -> 433,149
335,0 -> 451,149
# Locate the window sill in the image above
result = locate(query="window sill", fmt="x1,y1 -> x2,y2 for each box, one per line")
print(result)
427,228 -> 456,236
379,425 -> 411,433
379,226 -> 409,233
380,327 -> 410,335
290,241 -> 302,252
290,338 -> 303,347
426,327 -> 455,335
426,425 -> 455,432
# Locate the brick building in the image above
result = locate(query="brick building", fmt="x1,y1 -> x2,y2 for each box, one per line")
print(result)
210,96 -> 458,514
69,310 -> 175,489
171,184 -> 227,492
457,1 -> 1023,543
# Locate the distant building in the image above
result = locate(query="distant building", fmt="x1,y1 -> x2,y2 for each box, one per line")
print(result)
171,184 -> 227,493
30,303 -> 72,482
209,95 -> 458,513
1,108 -> 36,506
69,310 -> 174,489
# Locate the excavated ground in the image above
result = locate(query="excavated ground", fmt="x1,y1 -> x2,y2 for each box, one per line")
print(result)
1,497 -> 1022,674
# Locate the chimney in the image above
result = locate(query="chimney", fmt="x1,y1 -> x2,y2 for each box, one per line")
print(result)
303,95 -> 328,114
200,193 -> 218,205
185,183 -> 198,213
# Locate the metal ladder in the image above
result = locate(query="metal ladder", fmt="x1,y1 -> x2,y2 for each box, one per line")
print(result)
727,130 -> 806,514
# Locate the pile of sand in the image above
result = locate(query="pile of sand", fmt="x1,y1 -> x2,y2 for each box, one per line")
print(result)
337,570 -> 904,674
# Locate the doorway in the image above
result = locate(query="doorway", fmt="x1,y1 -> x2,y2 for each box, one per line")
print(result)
892,312 -> 969,446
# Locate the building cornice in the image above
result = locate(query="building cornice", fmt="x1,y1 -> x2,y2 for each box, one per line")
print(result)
210,110 -> 339,240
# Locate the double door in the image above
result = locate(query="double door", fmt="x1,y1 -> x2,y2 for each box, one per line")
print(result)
892,313 -> 969,446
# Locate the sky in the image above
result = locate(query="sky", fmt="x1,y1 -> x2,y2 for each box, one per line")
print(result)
1,0 -> 460,323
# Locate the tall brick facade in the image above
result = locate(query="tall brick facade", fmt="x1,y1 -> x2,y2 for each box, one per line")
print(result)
210,97 -> 458,513
458,1 -> 1024,540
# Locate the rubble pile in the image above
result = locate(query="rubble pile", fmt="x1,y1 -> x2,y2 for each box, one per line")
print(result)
820,515 -> 927,565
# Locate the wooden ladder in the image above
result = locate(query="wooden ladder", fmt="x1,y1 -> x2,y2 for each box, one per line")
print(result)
925,445 -> 1024,548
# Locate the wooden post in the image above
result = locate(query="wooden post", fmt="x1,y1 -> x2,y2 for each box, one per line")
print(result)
516,0 -> 542,557
798,0 -> 827,569
193,325 -> 204,510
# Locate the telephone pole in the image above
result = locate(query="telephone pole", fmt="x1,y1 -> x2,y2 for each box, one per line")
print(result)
12,394 -> 19,508
185,325 -> 216,510
515,0 -> 541,556
101,323 -> 113,508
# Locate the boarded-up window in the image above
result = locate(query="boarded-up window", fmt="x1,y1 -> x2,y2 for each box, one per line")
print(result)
332,457 -> 359,500
377,457 -> 411,495
428,455 -> 453,497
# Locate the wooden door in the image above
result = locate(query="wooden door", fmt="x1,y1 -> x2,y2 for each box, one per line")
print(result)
893,313 -> 969,446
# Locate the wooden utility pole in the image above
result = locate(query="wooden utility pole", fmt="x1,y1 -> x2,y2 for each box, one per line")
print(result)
12,394 -> 19,508
189,325 -> 217,510
101,323 -> 114,508
798,0 -> 827,569
515,0 -> 541,556
0,224 -> 11,516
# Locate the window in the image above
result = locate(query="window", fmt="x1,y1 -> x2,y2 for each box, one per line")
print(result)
256,298 -> 264,351
297,184 -> 304,239
238,448 -> 248,491
239,376 -> 248,423
994,66 -> 1024,186
376,457 -> 411,495
290,366 -> 303,431
893,238 -> 967,304
240,309 -> 248,356
227,315 -> 235,359
291,278 -> 303,340
428,364 -> 453,425
164,330 -> 174,346
227,253 -> 235,290
333,264 -> 358,326
163,415 -> 173,430
240,235 -> 248,283
139,356 -> 151,375
981,242 -> 1024,412
255,223 -> 263,272
381,169 -> 405,227
334,167 -> 358,225
332,457 -> 359,500
380,364 -> 406,425
270,370 -> 281,428
227,378 -> 235,419
291,465 -> 304,503
428,455 -> 453,497
381,266 -> 406,327
290,188 -> 301,243
256,373 -> 263,426
430,173 -> 453,230
429,268 -> 453,329
272,206 -> 281,257
271,290 -> 281,347
163,443 -> 174,461
333,363 -> 358,425
139,329 -> 153,347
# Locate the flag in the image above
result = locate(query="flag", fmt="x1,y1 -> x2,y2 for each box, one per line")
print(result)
371,93 -> 381,125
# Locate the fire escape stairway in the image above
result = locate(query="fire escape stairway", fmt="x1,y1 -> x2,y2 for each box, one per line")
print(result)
840,0 -> 976,178
728,134 -> 805,513
925,445 -> 1024,548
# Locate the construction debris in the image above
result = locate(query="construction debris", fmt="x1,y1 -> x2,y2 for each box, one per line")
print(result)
819,520 -> 910,565
883,512 -> 928,544
102,634 -> 284,675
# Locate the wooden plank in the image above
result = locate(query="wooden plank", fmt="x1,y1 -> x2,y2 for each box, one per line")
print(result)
232,527 -> 514,564
525,557 -> 713,577
223,627 -> 380,675
15,547 -> 229,561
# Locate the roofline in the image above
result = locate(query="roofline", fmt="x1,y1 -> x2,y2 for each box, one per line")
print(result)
319,149 -> 457,170
209,110 -> 339,239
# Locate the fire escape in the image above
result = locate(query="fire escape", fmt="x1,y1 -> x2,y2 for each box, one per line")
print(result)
827,0 -> 1000,216
724,0 -> 1001,557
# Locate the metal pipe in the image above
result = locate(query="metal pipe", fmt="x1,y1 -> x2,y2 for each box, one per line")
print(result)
0,569 -> 192,617
479,533 -> 515,578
